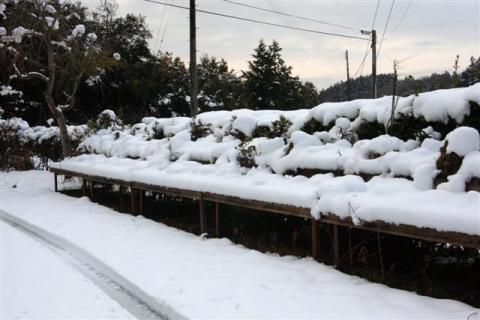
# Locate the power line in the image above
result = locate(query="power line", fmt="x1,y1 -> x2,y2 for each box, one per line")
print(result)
371,0 -> 381,29
391,0 -> 412,34
354,0 -> 380,78
144,0 -> 370,41
158,0 -> 173,50
152,0 -> 169,51
223,0 -> 359,32
377,0 -> 396,60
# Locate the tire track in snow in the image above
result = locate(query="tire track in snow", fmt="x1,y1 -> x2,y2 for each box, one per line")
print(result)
0,209 -> 186,320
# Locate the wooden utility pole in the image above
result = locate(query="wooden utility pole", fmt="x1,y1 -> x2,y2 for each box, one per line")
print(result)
361,29 -> 377,99
190,0 -> 198,117
371,29 -> 377,98
345,50 -> 351,101
388,60 -> 399,133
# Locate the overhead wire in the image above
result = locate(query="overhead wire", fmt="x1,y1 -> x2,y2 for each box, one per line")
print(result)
151,0 -> 169,52
353,0 -> 381,78
144,0 -> 173,107
158,0 -> 173,50
391,0 -> 412,34
223,0 -> 360,32
143,0 -> 370,41
377,0 -> 396,60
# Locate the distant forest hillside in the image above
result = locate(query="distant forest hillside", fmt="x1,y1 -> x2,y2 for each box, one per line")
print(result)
319,57 -> 480,103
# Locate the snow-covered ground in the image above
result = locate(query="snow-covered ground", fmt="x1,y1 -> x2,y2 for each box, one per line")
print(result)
0,220 -> 133,319
0,170 -> 478,319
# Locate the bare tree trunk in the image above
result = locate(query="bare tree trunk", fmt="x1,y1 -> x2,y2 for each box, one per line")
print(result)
46,48 -> 71,158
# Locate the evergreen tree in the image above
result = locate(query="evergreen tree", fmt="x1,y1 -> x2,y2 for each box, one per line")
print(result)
242,40 -> 317,110
460,56 -> 480,86
197,55 -> 242,112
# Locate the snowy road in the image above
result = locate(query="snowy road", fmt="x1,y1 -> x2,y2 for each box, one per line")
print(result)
0,219 -> 135,319
0,170 -> 479,319
0,214 -> 170,320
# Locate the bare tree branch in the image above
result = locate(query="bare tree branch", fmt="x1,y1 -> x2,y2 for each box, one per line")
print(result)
12,62 -> 49,82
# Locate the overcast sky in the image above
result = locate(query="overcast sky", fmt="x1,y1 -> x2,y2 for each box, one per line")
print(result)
83,0 -> 479,90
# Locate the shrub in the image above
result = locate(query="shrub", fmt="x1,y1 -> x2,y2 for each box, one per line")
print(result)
251,115 -> 292,139
0,118 -> 87,170
190,118 -> 211,141
236,140 -> 257,168
301,117 -> 330,135
355,121 -> 385,140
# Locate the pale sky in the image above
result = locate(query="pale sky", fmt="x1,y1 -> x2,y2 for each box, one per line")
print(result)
84,0 -> 480,90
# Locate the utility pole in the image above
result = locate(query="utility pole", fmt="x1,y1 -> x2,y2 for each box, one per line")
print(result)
360,29 -> 377,99
371,29 -> 377,99
190,0 -> 198,117
345,50 -> 351,101
388,60 -> 399,133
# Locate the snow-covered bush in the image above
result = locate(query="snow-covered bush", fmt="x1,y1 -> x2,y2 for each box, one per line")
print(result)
94,109 -> 122,130
435,126 -> 480,188
190,118 -> 211,141
0,118 -> 88,170
236,140 -> 257,169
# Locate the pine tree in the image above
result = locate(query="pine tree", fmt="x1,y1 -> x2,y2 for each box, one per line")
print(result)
460,56 -> 480,86
242,40 -> 316,110
197,55 -> 241,112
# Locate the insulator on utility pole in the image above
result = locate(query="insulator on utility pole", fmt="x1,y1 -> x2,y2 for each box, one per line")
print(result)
190,0 -> 198,117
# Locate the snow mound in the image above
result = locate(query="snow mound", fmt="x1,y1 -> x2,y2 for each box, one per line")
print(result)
445,126 -> 480,157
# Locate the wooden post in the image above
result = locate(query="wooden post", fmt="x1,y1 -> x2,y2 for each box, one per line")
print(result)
130,188 -> 137,216
118,186 -> 123,212
89,180 -> 95,202
199,198 -> 207,234
54,173 -> 58,192
333,225 -> 340,267
215,202 -> 220,237
139,190 -> 145,215
82,179 -> 87,197
349,227 -> 353,270
311,219 -> 319,261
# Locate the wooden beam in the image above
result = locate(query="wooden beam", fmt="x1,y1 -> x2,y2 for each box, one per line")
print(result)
54,173 -> 58,192
311,219 -> 319,261
82,179 -> 87,197
333,225 -> 340,267
321,214 -> 480,249
199,198 -> 207,235
130,188 -> 137,216
49,167 -> 480,249
215,202 -> 220,238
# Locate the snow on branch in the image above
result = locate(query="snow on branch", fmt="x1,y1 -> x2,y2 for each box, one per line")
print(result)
13,63 -> 49,82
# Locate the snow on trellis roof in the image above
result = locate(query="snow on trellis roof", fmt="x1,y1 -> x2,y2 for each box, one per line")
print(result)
51,84 -> 480,236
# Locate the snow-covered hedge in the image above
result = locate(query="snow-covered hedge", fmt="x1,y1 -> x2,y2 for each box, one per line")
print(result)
0,118 -> 88,170
50,84 -> 480,236
75,84 -> 480,189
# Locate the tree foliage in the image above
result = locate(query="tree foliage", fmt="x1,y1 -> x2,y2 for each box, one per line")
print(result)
0,0 -> 114,156
242,40 -> 318,110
